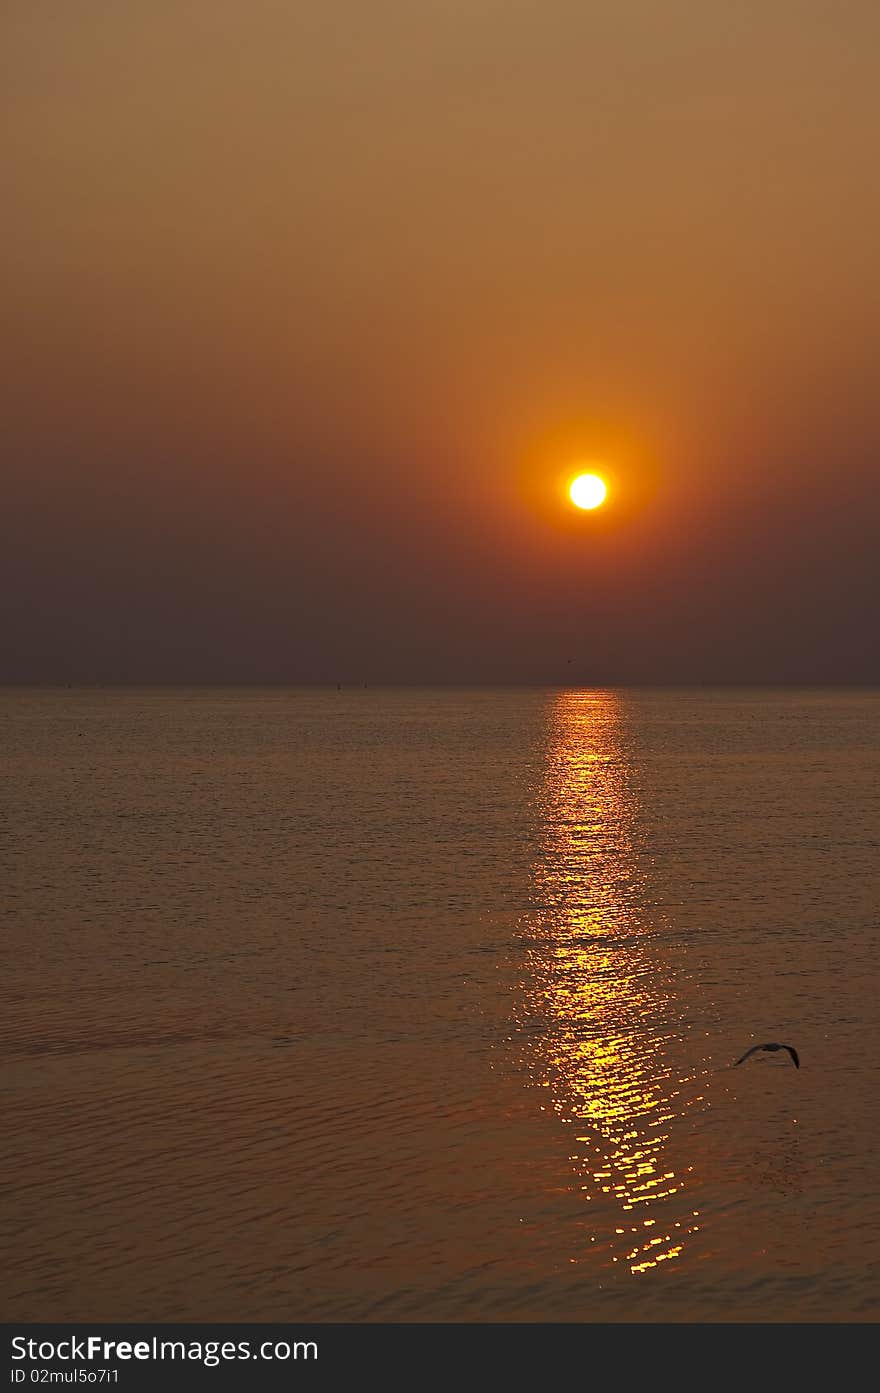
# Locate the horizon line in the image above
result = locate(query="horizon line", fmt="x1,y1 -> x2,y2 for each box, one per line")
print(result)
3,681 -> 880,693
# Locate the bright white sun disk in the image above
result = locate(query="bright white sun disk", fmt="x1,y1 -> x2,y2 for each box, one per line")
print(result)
569,473 -> 607,510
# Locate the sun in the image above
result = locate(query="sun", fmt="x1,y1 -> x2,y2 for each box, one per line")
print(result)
569,472 -> 607,510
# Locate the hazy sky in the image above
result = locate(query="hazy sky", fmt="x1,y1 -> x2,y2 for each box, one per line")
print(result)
4,1 -> 879,683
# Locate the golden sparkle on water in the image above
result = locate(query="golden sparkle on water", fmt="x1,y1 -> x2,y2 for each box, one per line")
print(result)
569,472 -> 608,510
514,691 -> 709,1277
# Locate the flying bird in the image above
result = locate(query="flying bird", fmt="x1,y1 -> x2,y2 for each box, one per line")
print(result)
734,1042 -> 800,1069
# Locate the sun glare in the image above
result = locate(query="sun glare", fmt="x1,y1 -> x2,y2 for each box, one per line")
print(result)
569,473 -> 607,510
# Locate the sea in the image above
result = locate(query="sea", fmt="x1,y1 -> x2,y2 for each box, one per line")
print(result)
2,687 -> 878,1322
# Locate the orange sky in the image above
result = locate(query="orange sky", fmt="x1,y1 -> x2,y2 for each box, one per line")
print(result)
3,1 -> 879,682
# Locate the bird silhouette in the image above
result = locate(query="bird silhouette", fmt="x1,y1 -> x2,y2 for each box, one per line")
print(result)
734,1042 -> 800,1069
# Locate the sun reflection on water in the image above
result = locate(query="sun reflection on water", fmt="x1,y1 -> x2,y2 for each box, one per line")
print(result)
515,690 -> 706,1275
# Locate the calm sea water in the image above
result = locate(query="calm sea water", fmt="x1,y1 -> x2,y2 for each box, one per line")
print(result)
2,688 -> 878,1322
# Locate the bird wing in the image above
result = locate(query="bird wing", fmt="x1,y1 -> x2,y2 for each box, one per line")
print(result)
734,1044 -> 763,1066
783,1045 -> 800,1069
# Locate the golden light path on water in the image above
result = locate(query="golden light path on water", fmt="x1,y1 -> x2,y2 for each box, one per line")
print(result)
515,691 -> 709,1276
